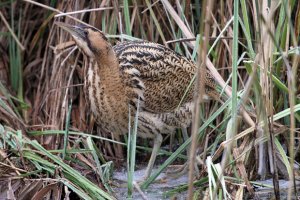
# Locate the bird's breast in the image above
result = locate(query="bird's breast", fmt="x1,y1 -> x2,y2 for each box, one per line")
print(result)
84,62 -> 129,134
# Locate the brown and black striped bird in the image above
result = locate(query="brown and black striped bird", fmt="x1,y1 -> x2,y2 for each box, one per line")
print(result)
56,22 -> 218,179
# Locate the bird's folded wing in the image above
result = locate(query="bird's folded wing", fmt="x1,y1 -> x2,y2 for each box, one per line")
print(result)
114,41 -> 196,113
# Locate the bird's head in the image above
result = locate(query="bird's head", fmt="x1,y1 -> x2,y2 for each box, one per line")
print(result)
56,22 -> 110,59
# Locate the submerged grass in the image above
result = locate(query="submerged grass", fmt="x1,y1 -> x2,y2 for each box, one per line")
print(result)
0,0 -> 299,199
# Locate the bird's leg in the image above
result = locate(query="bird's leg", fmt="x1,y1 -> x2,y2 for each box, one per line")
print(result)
183,127 -> 200,176
144,133 -> 163,180
166,128 -> 189,175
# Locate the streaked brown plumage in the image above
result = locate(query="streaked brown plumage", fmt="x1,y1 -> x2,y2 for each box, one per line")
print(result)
56,22 -> 218,179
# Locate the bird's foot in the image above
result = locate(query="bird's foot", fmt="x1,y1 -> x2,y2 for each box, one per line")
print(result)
166,162 -> 200,179
165,163 -> 188,178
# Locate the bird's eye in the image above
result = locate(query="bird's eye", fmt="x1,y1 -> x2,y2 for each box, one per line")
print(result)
84,30 -> 88,35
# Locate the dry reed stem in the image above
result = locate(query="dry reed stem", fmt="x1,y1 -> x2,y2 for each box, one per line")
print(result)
188,0 -> 214,198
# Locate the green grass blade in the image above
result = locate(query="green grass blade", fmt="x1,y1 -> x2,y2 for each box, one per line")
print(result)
127,98 -> 140,198
123,0 -> 131,36
63,102 -> 72,159
274,137 -> 292,177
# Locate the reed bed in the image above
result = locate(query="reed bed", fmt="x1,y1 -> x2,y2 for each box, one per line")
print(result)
0,0 -> 299,199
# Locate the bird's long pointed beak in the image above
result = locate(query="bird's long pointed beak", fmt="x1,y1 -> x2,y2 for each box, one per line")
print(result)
55,22 -> 86,40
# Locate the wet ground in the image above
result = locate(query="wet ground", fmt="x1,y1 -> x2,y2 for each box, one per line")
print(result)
252,179 -> 300,200
113,168 -> 300,200
113,168 -> 188,199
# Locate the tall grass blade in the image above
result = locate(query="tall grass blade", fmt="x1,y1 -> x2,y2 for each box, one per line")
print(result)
127,98 -> 140,198
123,0 -> 131,36
63,101 -> 72,159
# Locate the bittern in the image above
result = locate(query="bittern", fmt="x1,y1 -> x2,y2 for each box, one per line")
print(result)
56,22 -> 218,180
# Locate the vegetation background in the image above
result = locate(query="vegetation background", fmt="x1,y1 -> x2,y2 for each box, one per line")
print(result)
0,0 -> 299,199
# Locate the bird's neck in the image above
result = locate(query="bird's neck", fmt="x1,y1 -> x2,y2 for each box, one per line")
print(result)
87,48 -> 124,95
84,47 -> 128,129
